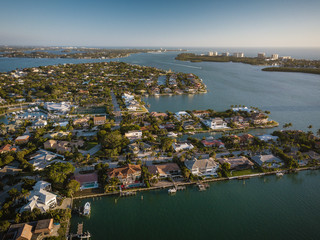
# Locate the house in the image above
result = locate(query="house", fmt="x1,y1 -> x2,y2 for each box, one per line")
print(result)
20,181 -> 57,213
15,135 -> 30,144
252,154 -> 283,168
43,140 -> 83,154
218,156 -> 254,170
125,130 -> 142,141
185,157 -> 219,177
192,110 -> 210,118
45,102 -> 71,113
108,164 -> 142,187
73,117 -> 90,126
257,134 -> 279,142
0,144 -> 17,154
202,118 -> 228,129
172,142 -> 194,152
201,139 -> 225,148
148,163 -> 181,178
93,116 -> 106,126
150,112 -> 168,118
34,219 -> 54,235
74,172 -> 99,190
34,119 -> 48,128
5,223 -> 33,240
251,113 -> 268,125
4,219 -> 54,240
29,149 -> 65,170
174,111 -> 190,121
239,134 -> 254,146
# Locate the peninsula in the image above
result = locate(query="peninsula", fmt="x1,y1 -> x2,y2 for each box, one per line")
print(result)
0,46 -> 184,60
176,53 -> 320,75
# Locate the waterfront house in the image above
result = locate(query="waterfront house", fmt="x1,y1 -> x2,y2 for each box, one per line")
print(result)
108,164 -> 142,187
150,112 -> 168,118
257,134 -> 279,142
125,130 -> 143,141
252,154 -> 283,168
74,172 -> 99,190
172,142 -> 194,152
217,156 -> 254,170
93,116 -> 106,126
192,110 -> 210,118
201,139 -> 225,148
184,157 -> 219,177
202,117 -> 228,129
148,163 -> 181,179
250,113 -> 268,125
4,219 -> 54,240
175,111 -> 190,121
20,181 -> 57,213
15,135 -> 30,144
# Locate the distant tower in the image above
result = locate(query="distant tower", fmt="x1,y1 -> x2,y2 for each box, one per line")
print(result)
271,54 -> 279,60
257,53 -> 266,59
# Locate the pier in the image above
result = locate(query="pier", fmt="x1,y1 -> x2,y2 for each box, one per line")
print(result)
69,223 -> 91,240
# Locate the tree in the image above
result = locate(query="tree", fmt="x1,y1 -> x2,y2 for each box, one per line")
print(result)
66,180 -> 80,196
0,220 -> 10,232
46,162 -> 75,184
308,125 -> 313,129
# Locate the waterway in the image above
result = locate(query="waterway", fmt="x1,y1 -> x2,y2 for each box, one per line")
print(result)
70,170 -> 320,240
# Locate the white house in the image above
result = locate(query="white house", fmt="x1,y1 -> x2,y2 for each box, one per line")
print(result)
172,142 -> 194,152
175,111 -> 190,121
184,158 -> 219,177
20,181 -> 57,213
125,130 -> 143,141
257,135 -> 279,142
202,117 -> 228,129
45,102 -> 72,113
251,154 -> 283,168
34,119 -> 48,128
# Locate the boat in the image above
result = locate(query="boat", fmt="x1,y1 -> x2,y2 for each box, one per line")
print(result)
168,188 -> 177,194
83,202 -> 91,216
276,172 -> 284,177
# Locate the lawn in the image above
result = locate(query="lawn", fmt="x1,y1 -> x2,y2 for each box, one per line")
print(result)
85,142 -> 98,150
231,168 -> 261,177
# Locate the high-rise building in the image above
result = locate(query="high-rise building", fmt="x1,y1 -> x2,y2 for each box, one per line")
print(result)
233,52 -> 244,58
257,53 -> 265,59
271,54 -> 279,60
221,52 -> 229,57
208,51 -> 218,56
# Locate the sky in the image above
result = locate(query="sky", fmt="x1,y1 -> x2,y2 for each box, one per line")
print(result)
0,0 -> 320,47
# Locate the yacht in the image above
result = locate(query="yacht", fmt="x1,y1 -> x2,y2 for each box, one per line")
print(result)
83,202 -> 91,216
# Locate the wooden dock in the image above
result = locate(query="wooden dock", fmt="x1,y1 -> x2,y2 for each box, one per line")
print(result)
69,223 -> 91,240
120,191 -> 137,197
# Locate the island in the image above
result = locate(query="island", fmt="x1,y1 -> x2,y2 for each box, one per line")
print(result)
0,46 -> 184,59
175,53 -> 320,75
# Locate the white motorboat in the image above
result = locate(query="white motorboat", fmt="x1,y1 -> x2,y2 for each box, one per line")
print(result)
83,202 -> 91,216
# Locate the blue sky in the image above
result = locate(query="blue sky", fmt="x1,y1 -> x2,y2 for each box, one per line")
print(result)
0,0 -> 320,47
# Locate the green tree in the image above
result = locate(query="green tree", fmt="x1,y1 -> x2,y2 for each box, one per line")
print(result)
66,180 -> 80,196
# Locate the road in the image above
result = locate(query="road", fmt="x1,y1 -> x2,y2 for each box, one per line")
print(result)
111,91 -> 122,130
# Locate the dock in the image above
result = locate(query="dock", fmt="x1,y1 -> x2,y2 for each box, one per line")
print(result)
197,181 -> 209,191
120,191 -> 137,197
69,223 -> 91,240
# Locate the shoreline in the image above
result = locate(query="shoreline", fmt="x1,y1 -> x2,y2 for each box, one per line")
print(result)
71,165 -> 320,200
